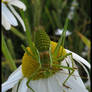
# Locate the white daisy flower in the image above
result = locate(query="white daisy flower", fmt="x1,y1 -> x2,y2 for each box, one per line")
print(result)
55,29 -> 72,37
2,0 -> 26,31
2,41 -> 90,92
67,0 -> 78,20
81,46 -> 89,57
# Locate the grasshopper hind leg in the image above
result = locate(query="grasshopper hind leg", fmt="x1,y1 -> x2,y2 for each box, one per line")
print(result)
63,53 -> 76,89
56,53 -> 77,88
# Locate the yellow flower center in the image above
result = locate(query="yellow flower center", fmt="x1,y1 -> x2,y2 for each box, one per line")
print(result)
22,41 -> 66,79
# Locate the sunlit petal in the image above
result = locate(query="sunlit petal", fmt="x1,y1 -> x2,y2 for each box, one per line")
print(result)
8,5 -> 26,31
8,66 -> 23,81
65,49 -> 90,68
2,12 -> 11,30
27,79 -> 48,92
56,71 -> 88,92
55,29 -> 72,36
2,66 -> 22,92
2,3 -> 18,26
18,78 -> 27,92
12,83 -> 18,92
48,75 -> 62,92
9,0 -> 26,11
2,78 -> 20,92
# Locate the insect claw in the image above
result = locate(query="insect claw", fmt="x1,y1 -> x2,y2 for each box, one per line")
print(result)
73,67 -> 78,69
63,83 -> 71,89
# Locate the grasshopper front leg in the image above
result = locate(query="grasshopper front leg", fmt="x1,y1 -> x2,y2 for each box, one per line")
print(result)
26,51 -> 41,92
26,67 -> 41,92
57,53 -> 72,62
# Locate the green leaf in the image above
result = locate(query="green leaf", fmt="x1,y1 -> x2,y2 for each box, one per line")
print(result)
77,32 -> 91,49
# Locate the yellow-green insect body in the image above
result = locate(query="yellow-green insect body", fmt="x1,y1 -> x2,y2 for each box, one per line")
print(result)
34,29 -> 51,66
22,29 -> 63,80
34,29 -> 56,79
22,26 -> 76,92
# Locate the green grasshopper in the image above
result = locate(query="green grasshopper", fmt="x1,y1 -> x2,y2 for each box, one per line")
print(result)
22,18 -> 77,92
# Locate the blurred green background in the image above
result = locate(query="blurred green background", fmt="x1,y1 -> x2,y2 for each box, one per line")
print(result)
2,0 -> 91,91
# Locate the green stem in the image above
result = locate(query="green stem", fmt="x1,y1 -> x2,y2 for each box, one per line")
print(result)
54,18 -> 69,57
20,11 -> 36,55
45,7 -> 55,30
2,33 -> 17,71
11,27 -> 26,40
7,38 -> 16,59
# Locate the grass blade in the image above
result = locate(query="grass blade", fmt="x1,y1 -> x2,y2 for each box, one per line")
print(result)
53,18 -> 69,57
2,33 -> 17,71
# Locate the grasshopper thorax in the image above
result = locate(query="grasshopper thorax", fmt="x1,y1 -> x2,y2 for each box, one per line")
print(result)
34,28 -> 50,52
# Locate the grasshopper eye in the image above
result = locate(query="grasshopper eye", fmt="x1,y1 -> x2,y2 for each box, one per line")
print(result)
34,28 -> 50,52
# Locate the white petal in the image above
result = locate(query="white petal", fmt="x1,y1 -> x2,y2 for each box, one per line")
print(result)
2,78 -> 20,92
63,56 -> 90,83
12,83 -> 18,92
18,78 -> 27,92
85,79 -> 90,87
36,79 -> 48,92
67,11 -> 74,20
48,75 -> 62,92
27,79 -> 48,92
8,65 -> 23,81
65,49 -> 90,69
77,61 -> 90,80
2,12 -> 11,30
64,52 -> 90,83
2,3 -> 18,26
9,0 -> 26,11
55,29 -> 72,36
8,4 -> 26,31
2,66 -> 23,92
81,51 -> 87,57
12,78 -> 28,92
55,71 -> 88,92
